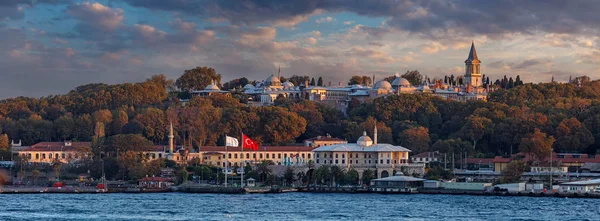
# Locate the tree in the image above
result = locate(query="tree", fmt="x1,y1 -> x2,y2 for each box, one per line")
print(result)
257,107 -> 307,144
175,66 -> 221,92
74,114 -> 94,141
500,160 -> 527,184
348,76 -> 371,86
317,77 -> 323,86
398,126 -> 430,154
103,134 -> 155,153
401,70 -> 422,86
288,75 -> 310,86
508,77 -> 514,89
137,108 -> 167,143
519,128 -> 554,162
257,160 -> 273,183
460,116 -> 492,151
284,166 -> 295,186
54,116 -> 75,141
0,134 -> 9,151
93,110 -> 112,124
361,169 -> 375,185
122,120 -> 144,134
330,165 -> 345,186
345,169 -> 359,185
310,78 -> 316,86
110,110 -> 128,135
554,118 -> 594,153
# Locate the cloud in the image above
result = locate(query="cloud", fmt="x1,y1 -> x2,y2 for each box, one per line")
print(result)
421,42 -> 448,54
343,21 -> 354,25
67,2 -> 124,32
316,16 -> 334,24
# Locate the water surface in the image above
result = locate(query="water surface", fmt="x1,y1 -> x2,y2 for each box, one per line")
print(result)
0,193 -> 597,220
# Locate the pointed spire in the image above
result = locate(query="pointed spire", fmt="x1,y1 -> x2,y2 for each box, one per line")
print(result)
467,41 -> 479,61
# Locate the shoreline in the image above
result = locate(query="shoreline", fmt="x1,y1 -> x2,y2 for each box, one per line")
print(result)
2,186 -> 600,199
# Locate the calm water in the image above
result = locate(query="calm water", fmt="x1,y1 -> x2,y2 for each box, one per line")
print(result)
0,193 -> 598,220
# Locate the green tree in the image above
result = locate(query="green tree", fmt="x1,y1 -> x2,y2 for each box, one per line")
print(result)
345,169 -> 359,185
54,116 -> 75,141
288,75 -> 310,87
361,169 -> 375,185
348,76 -> 372,86
310,78 -> 316,86
175,66 -> 221,92
137,108 -> 167,143
284,166 -> 295,186
460,116 -> 492,151
317,77 -> 323,86
257,160 -> 273,183
257,107 -> 307,144
103,134 -> 155,153
110,110 -> 128,135
500,160 -> 527,183
401,70 -> 422,86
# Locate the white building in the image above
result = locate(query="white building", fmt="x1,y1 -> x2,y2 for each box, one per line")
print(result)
312,126 -> 424,179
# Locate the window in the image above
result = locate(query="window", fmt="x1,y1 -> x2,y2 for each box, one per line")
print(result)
49,153 -> 53,159
349,160 -> 352,164
266,154 -> 269,159
259,153 -> 263,159
387,159 -> 390,164
228,153 -> 232,159
284,154 -> 288,158
335,160 -> 338,164
324,153 -> 327,158
272,154 -> 275,159
234,154 -> 238,159
342,160 -> 345,164
159,153 -> 162,158
342,154 -> 345,158
335,154 -> 338,158
394,160 -> 397,164
316,153 -> 319,158
324,160 -> 327,164
308,154 -> 311,159
278,154 -> 282,159
380,160 -> 383,164
302,153 -> 305,158
356,160 -> 358,164
368,160 -> 371,164
316,159 -> 320,164
246,153 -> 250,159
36,154 -> 39,160
62,153 -> 65,159
253,153 -> 257,159
55,154 -> 59,159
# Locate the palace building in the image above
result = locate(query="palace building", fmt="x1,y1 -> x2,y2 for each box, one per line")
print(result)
312,126 -> 424,180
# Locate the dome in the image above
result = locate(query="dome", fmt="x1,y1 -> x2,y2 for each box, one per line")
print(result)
392,77 -> 411,87
204,83 -> 220,90
265,75 -> 281,87
243,84 -> 255,90
282,81 -> 294,88
374,80 -> 392,90
356,131 -> 373,147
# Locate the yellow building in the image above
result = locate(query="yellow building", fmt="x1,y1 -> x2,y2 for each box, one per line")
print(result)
16,141 -> 91,164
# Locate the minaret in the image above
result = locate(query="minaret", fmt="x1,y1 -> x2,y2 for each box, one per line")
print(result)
168,122 -> 174,154
278,65 -> 281,80
464,41 -> 482,87
373,125 -> 378,145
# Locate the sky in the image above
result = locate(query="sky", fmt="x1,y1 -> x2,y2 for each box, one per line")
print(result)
1,0 -> 599,98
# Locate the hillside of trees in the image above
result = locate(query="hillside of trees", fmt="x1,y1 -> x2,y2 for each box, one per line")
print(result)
0,67 -> 599,164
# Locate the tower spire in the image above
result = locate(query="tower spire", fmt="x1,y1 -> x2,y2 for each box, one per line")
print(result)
168,122 -> 174,154
278,65 -> 281,80
467,41 -> 479,61
373,124 -> 378,145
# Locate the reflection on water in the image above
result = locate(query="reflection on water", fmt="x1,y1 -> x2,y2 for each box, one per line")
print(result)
0,192 -> 599,220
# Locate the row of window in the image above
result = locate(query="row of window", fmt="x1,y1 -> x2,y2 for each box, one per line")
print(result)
224,153 -> 311,160
316,159 -> 406,165
23,152 -> 80,161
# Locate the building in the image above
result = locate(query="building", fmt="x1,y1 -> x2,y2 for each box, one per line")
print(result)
189,80 -> 230,97
558,179 -> 600,193
411,152 -> 441,164
138,176 -> 173,189
15,141 -> 91,164
304,135 -> 347,147
466,158 -> 494,171
493,153 -> 600,172
370,172 -> 425,192
237,42 -> 489,111
312,126 -> 424,180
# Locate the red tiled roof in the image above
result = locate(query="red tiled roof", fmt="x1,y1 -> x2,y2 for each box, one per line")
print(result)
198,146 -> 313,152
467,158 -> 494,164
24,142 -> 91,152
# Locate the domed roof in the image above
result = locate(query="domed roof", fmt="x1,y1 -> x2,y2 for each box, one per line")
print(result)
266,75 -> 281,83
374,80 -> 392,90
243,84 -> 255,90
282,81 -> 294,88
357,131 -> 373,147
204,81 -> 220,90
392,77 -> 411,87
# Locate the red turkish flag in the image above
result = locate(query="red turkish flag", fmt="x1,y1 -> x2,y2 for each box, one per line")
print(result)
242,134 -> 259,151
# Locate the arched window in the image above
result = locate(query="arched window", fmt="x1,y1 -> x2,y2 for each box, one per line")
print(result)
259,153 -> 263,159
35,154 -> 39,159
246,153 -> 250,159
234,154 -> 238,159
272,154 -> 275,159
335,154 -> 338,158
278,153 -> 281,159
308,153 -> 311,159
266,154 -> 269,159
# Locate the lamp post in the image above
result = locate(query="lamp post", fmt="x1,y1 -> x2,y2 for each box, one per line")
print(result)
549,149 -> 553,189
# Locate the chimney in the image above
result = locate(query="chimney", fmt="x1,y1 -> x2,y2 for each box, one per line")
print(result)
373,125 -> 378,145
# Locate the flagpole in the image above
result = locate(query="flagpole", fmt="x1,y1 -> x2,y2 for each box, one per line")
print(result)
241,132 -> 244,188
225,134 -> 228,187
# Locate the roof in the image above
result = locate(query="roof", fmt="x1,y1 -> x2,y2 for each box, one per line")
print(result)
466,41 -> 479,61
23,142 -> 91,152
139,177 -> 171,182
349,90 -> 369,96
373,175 -> 425,182
466,158 -> 494,164
560,179 -> 600,186
581,163 -> 600,172
198,146 -> 314,152
313,143 -> 411,152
